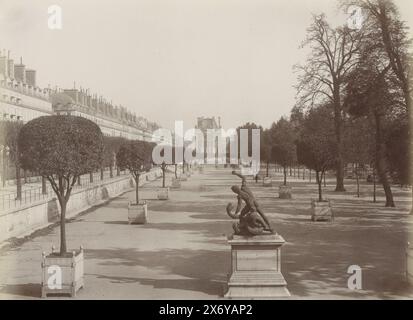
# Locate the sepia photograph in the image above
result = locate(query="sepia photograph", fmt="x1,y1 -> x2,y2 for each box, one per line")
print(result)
0,0 -> 412,307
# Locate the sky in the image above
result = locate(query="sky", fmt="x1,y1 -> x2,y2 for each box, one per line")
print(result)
0,0 -> 412,131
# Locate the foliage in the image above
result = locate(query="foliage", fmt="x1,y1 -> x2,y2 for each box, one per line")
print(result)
18,115 -> 104,254
270,118 -> 297,168
116,140 -> 154,179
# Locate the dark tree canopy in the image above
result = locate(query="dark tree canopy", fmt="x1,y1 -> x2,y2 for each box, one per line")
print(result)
19,115 -> 104,178
296,106 -> 337,173
18,115 -> 104,255
116,140 -> 154,179
270,118 -> 297,168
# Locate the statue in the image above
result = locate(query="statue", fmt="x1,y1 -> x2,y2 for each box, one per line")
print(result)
227,171 -> 275,236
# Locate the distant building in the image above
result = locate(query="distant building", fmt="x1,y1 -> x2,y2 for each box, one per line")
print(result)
195,116 -> 223,163
195,116 -> 221,133
0,52 -> 52,122
51,89 -> 160,142
0,50 -> 164,144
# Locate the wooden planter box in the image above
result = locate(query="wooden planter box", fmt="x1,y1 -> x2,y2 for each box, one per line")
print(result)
263,177 -> 273,187
278,185 -> 292,199
41,246 -> 84,298
157,187 -> 169,200
128,202 -> 148,224
311,200 -> 333,222
171,178 -> 181,189
225,234 -> 290,298
407,244 -> 413,285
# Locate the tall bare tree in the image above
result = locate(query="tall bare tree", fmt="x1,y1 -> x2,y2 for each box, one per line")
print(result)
342,0 -> 412,208
296,14 -> 363,191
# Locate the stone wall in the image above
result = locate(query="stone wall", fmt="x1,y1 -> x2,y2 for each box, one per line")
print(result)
0,169 -> 161,245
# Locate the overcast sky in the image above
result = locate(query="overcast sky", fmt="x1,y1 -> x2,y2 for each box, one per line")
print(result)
0,0 -> 412,131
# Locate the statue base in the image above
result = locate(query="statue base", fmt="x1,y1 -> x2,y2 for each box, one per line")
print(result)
225,234 -> 290,299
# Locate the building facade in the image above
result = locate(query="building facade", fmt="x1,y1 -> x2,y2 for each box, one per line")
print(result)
0,51 -> 163,144
52,89 -> 160,142
0,52 -> 53,122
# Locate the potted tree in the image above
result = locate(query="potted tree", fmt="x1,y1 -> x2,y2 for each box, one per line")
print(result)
157,161 -> 169,200
18,115 -> 104,298
271,118 -> 297,199
171,147 -> 182,188
297,106 -> 336,222
103,136 -> 125,179
116,140 -> 153,224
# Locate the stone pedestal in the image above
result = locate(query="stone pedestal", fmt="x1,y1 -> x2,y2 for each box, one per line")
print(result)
225,234 -> 290,298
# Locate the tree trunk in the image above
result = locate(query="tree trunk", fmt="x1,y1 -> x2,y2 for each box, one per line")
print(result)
289,167 -> 292,176
174,164 -> 178,179
100,168 -> 104,181
303,168 -> 305,180
42,176 -> 47,194
283,166 -> 287,186
16,164 -> 22,200
135,175 -> 140,204
23,170 -> 27,184
266,161 -> 269,177
109,165 -> 113,178
309,169 -> 312,182
77,175 -> 81,186
162,169 -> 166,188
2,151 -> 6,188
117,167 -> 120,177
317,171 -> 323,202
90,172 -> 93,183
333,85 -> 346,192
374,113 -> 395,207
59,199 -> 67,255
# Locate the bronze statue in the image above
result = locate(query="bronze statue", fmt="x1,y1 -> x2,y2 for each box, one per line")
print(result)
227,171 -> 275,236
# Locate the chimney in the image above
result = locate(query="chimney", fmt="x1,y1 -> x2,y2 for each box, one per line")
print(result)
0,53 -> 7,77
14,57 -> 26,83
25,69 -> 36,87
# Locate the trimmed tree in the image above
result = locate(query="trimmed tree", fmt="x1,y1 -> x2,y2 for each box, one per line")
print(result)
116,140 -> 153,204
297,106 -> 336,202
103,136 -> 125,179
18,115 -> 104,255
0,120 -> 24,199
270,118 -> 297,186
